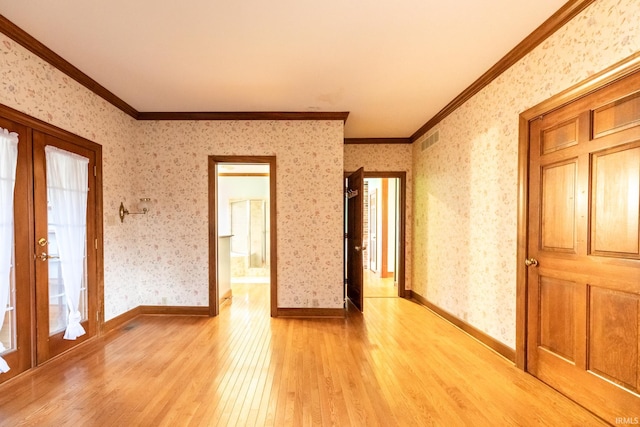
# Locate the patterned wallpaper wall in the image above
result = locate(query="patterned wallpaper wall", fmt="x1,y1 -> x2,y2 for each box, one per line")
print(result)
0,33 -> 141,320
412,0 -> 640,348
135,121 -> 345,308
3,0 -> 638,330
0,33 -> 346,318
344,143 -> 413,290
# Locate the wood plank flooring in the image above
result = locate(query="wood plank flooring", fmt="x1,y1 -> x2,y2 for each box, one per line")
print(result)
0,283 -> 606,426
362,269 -> 397,298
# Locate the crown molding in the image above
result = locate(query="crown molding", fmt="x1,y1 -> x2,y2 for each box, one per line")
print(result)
137,111 -> 350,121
0,15 -> 350,124
1,0 -> 597,137
410,0 -> 597,142
0,14 -> 139,119
344,138 -> 411,145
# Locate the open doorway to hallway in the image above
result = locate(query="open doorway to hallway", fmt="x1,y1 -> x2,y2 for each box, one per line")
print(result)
209,157 -> 277,317
345,170 -> 406,311
363,176 -> 401,299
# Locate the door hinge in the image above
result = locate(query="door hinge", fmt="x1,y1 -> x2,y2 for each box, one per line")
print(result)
94,165 -> 97,176
95,239 -> 98,250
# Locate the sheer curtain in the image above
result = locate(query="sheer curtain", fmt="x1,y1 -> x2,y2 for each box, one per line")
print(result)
0,128 -> 18,373
45,146 -> 89,340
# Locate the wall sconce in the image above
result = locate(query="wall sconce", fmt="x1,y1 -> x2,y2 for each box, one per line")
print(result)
119,198 -> 151,223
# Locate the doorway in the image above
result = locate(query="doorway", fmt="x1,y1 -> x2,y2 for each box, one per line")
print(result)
208,156 -> 277,317
0,107 -> 102,385
363,176 -> 401,298
345,170 -> 406,311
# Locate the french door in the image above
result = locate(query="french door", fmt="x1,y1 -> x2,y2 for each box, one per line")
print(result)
33,131 -> 97,363
0,116 -> 31,383
0,111 -> 99,385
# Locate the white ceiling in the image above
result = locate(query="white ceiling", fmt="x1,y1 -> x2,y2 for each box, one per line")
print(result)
0,0 -> 568,138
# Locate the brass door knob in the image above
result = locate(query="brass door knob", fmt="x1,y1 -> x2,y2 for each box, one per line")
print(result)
36,252 -> 59,261
524,258 -> 539,267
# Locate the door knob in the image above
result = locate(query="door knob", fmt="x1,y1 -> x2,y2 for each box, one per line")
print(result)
354,246 -> 361,251
524,258 -> 539,267
36,252 -> 59,261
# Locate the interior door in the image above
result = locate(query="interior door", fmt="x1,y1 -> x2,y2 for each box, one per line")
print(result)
33,131 -> 97,363
346,168 -> 364,311
526,71 -> 640,421
0,117 -> 32,384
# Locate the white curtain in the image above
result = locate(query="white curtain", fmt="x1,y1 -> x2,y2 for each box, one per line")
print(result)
0,128 -> 18,373
45,146 -> 89,340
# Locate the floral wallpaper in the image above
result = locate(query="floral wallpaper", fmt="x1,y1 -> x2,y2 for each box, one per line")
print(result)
0,33 -> 346,317
412,0 -> 640,349
344,143 -> 413,290
135,120 -> 345,308
2,0 -> 639,332
0,33 -> 141,320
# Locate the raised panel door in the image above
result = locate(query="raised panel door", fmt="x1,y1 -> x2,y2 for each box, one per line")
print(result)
527,72 -> 640,422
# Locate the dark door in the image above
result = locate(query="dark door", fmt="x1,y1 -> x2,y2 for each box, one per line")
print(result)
346,168 -> 364,311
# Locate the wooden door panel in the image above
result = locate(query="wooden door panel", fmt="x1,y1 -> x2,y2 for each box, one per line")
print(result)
588,286 -> 639,392
541,161 -> 577,252
591,144 -> 640,258
593,90 -> 640,138
536,258 -> 639,293
542,118 -> 579,154
538,276 -> 576,361
535,349 -> 640,421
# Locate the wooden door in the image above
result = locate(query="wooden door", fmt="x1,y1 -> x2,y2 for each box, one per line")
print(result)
346,168 -> 364,311
0,117 -> 32,384
33,131 -> 97,363
527,71 -> 640,421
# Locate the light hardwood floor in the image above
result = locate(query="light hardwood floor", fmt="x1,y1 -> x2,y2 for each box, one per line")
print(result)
362,269 -> 397,298
0,283 -> 605,426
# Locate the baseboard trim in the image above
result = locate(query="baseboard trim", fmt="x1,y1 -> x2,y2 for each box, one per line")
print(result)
410,291 -> 516,362
219,289 -> 232,305
139,306 -> 210,316
103,306 -> 142,333
276,308 -> 345,318
103,305 -> 209,333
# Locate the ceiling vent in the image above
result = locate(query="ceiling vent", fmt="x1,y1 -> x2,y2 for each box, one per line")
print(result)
421,129 -> 439,151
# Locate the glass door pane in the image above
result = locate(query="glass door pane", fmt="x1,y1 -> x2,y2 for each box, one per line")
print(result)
0,247 -> 16,356
0,116 -> 31,385
46,228 -> 88,335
